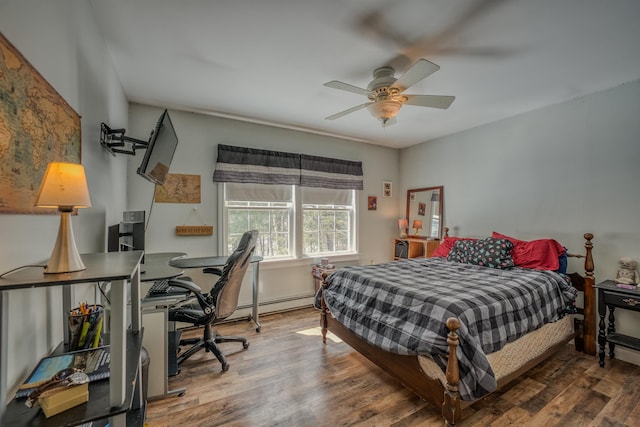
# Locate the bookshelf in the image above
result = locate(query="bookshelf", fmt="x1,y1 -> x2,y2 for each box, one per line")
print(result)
0,251 -> 144,427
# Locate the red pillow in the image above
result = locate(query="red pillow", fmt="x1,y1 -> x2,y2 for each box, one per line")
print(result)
432,237 -> 477,258
491,232 -> 565,271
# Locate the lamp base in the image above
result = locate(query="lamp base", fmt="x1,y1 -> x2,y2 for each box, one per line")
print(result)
44,211 -> 86,274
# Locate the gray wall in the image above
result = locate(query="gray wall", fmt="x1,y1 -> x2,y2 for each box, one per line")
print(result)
0,0 -> 129,393
400,80 -> 640,364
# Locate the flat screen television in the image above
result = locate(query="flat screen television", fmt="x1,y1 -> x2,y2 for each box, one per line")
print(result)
137,109 -> 178,185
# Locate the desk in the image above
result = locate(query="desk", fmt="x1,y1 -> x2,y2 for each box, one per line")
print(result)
169,255 -> 264,332
140,252 -> 186,282
139,252 -> 187,400
0,251 -> 143,427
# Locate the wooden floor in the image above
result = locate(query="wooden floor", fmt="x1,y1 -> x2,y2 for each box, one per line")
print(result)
146,307 -> 640,426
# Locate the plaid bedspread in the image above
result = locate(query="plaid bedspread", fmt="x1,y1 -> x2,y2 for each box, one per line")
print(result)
316,257 -> 577,400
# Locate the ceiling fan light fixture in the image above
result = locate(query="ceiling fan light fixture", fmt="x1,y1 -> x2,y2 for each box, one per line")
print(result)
367,98 -> 404,123
324,59 -> 453,124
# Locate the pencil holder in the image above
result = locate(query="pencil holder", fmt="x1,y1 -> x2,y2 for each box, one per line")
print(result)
68,304 -> 104,351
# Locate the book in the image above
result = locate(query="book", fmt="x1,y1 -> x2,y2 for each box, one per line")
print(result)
39,382 -> 89,418
16,346 -> 110,398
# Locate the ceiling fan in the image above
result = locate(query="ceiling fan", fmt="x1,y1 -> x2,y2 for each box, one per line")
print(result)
324,58 -> 455,126
353,0 -> 512,73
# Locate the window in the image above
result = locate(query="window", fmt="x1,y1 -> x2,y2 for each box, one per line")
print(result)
301,186 -> 353,256
225,183 -> 293,258
224,183 -> 356,260
227,201 -> 292,258
430,200 -> 440,237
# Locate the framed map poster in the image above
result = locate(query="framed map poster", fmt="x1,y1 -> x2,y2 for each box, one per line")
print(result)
0,32 -> 81,214
154,174 -> 201,203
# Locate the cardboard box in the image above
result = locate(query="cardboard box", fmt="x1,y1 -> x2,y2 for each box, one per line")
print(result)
39,382 -> 89,418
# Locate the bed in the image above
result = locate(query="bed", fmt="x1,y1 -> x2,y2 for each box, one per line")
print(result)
317,232 -> 595,425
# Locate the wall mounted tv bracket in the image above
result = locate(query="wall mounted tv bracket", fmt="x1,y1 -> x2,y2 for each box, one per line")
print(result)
100,122 -> 149,156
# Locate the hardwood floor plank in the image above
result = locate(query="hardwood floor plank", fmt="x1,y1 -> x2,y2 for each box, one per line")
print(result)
145,308 -> 640,426
554,389 -> 609,426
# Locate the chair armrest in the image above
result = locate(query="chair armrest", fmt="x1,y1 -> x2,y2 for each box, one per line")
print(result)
168,278 -> 203,294
203,267 -> 223,276
168,277 -> 214,314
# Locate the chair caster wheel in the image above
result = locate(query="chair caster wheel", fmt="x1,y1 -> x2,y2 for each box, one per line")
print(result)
243,342 -> 249,349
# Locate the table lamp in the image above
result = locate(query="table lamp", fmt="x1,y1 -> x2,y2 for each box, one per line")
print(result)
35,162 -> 92,273
412,219 -> 423,236
398,218 -> 408,238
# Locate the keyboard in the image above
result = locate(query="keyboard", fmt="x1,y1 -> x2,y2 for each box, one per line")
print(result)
148,279 -> 170,294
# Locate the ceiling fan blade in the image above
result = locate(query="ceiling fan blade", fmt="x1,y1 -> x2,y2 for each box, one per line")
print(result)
323,80 -> 372,96
325,102 -> 373,120
404,95 -> 455,109
390,59 -> 440,92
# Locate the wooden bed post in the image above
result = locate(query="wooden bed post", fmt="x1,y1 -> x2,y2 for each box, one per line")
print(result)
320,273 -> 329,344
582,233 -> 596,355
442,317 -> 461,426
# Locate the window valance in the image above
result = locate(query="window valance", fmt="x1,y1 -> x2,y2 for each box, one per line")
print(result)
212,144 -> 300,185
213,144 -> 363,190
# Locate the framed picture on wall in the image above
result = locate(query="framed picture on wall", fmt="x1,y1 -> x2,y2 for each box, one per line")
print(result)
383,181 -> 392,197
368,196 -> 377,210
418,202 -> 426,216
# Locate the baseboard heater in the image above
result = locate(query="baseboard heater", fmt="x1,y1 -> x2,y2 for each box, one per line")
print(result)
237,292 -> 315,311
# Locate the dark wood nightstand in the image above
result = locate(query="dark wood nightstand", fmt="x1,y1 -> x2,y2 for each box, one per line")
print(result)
595,280 -> 640,367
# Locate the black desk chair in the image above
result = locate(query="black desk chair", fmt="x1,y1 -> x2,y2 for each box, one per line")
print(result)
167,230 -> 258,372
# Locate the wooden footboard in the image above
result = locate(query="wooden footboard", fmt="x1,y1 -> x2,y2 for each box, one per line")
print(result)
319,233 -> 595,425
320,301 -> 463,424
567,233 -> 595,355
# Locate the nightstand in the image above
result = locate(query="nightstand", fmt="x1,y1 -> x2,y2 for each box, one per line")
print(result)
595,280 -> 640,367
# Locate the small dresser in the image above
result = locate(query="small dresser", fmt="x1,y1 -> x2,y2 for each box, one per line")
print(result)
595,280 -> 640,367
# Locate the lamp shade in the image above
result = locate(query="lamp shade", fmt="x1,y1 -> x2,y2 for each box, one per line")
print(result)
35,162 -> 91,209
412,219 -> 423,230
398,218 -> 409,229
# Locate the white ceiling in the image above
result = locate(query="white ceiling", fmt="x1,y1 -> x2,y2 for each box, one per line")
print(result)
89,0 -> 640,149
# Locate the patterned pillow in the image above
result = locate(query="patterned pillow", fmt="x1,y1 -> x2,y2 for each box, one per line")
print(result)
447,238 -> 515,269
431,237 -> 477,258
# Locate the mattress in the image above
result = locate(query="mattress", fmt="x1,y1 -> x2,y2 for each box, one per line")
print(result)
418,315 -> 574,387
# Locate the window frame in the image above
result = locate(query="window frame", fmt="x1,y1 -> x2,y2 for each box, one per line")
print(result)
219,184 -> 359,264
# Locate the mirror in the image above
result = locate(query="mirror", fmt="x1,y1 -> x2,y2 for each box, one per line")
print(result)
406,186 -> 444,240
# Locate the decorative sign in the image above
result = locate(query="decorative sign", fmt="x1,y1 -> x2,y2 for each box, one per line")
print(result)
175,225 -> 214,236
0,32 -> 81,214
155,173 -> 201,203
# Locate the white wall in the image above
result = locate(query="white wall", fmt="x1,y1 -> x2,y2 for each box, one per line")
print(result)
0,0 -> 129,394
124,104 -> 401,312
400,79 -> 640,364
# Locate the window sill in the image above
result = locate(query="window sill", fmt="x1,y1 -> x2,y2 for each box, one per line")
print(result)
258,253 -> 360,271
